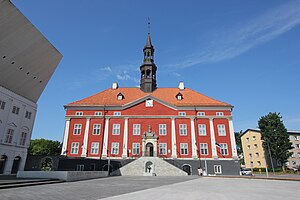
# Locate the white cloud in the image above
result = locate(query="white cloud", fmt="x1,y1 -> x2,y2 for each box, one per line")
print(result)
100,66 -> 112,72
166,1 -> 300,69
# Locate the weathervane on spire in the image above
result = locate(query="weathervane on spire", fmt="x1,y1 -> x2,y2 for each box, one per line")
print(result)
148,17 -> 151,35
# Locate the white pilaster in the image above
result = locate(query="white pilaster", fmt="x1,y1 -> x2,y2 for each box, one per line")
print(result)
209,118 -> 217,158
81,117 -> 90,157
102,118 -> 110,158
171,118 -> 177,158
61,118 -> 70,155
228,117 -> 238,158
190,118 -> 197,159
122,118 -> 129,158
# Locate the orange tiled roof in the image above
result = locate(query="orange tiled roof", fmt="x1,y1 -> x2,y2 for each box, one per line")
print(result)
66,88 -> 231,107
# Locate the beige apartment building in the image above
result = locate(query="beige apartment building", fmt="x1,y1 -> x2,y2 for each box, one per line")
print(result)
241,129 -> 267,169
241,129 -> 300,169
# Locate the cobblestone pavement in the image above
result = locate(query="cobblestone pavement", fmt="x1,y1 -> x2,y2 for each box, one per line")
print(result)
1,176 -> 198,200
1,176 -> 300,200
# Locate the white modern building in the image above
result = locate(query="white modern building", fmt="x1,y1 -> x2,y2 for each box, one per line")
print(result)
0,0 -> 62,174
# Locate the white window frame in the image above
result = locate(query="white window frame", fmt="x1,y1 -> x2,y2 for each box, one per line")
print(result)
25,111 -> 32,119
256,152 -> 259,158
19,132 -> 27,146
112,124 -> 120,135
179,124 -> 187,136
91,142 -> 99,155
197,112 -> 205,116
113,112 -> 121,116
133,124 -> 141,135
159,143 -> 167,155
132,143 -> 140,155
180,143 -> 188,155
216,112 -> 224,116
198,124 -> 206,136
12,106 -> 20,115
178,112 -> 186,116
76,164 -> 84,171
254,144 -> 258,149
217,124 -> 226,136
200,143 -> 208,155
0,100 -> 6,110
214,165 -> 222,174
94,112 -> 102,116
93,124 -> 101,135
253,136 -> 256,141
75,112 -> 83,116
111,142 -> 119,155
220,143 -> 228,155
73,124 -> 82,135
5,129 -> 14,144
159,124 -> 167,135
71,142 -> 79,154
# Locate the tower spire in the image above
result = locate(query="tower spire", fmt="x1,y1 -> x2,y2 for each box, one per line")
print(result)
140,18 -> 157,93
148,17 -> 150,35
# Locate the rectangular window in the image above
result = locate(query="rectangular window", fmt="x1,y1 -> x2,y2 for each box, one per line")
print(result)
179,124 -> 187,136
111,142 -> 119,155
220,143 -> 228,155
73,124 -> 82,135
0,100 -> 6,110
200,143 -> 208,155
216,112 -> 224,116
132,143 -> 140,155
256,152 -> 259,158
112,124 -> 120,135
214,165 -> 222,174
180,143 -> 188,155
76,164 -> 84,171
253,136 -> 256,141
249,153 -> 252,158
71,142 -> 79,154
178,112 -> 186,116
294,136 -> 299,140
197,112 -> 205,116
295,144 -> 300,149
5,129 -> 14,144
133,124 -> 141,135
159,143 -> 167,155
247,145 -> 250,150
217,124 -> 226,136
91,142 -> 99,154
25,111 -> 32,119
254,144 -> 258,149
94,112 -> 102,116
159,124 -> 167,135
113,112 -> 121,116
246,137 -> 249,142
257,161 -> 261,166
12,106 -> 20,115
93,124 -> 101,135
19,132 -> 27,146
198,124 -> 206,136
75,112 -> 83,116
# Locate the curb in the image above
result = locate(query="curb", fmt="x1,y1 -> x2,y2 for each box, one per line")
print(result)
206,175 -> 300,182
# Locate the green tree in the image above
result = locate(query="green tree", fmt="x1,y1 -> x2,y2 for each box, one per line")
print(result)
235,130 -> 244,164
28,139 -> 61,156
258,112 -> 293,172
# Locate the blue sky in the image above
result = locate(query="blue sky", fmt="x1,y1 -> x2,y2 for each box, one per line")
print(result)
12,0 -> 300,141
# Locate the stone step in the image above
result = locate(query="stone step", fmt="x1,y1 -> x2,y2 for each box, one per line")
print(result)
0,179 -> 65,189
111,157 -> 188,176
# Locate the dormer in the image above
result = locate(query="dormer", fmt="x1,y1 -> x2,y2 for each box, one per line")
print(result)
117,93 -> 124,100
176,92 -> 183,100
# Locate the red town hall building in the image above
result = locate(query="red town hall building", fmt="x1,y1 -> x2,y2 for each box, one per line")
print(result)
61,33 -> 240,175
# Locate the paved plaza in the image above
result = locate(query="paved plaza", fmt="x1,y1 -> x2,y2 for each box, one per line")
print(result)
1,176 -> 300,200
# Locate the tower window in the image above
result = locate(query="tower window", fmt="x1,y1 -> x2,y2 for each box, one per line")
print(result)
176,92 -> 183,100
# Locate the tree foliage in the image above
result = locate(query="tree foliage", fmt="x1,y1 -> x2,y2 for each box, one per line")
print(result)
28,138 -> 61,156
258,112 -> 292,170
235,131 -> 243,155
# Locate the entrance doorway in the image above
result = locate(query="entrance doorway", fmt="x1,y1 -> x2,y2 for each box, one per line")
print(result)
11,156 -> 21,174
146,143 -> 154,157
0,155 -> 7,174
182,164 -> 192,175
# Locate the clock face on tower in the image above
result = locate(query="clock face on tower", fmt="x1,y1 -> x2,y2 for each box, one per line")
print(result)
145,99 -> 153,107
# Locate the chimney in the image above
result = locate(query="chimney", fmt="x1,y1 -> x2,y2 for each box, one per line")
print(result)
112,82 -> 118,90
178,81 -> 185,90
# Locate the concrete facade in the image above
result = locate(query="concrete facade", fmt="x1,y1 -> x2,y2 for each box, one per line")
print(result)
0,0 -> 62,174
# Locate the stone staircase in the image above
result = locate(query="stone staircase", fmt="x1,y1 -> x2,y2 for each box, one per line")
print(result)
110,157 -> 187,176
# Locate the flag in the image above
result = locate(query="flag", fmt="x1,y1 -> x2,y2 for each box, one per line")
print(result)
215,142 -> 221,148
